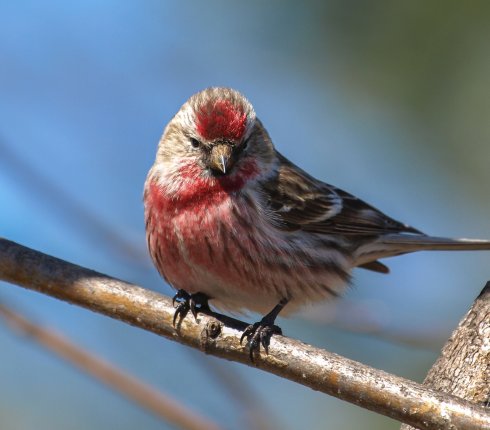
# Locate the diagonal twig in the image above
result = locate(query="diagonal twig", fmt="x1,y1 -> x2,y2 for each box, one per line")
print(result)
0,138 -> 148,266
0,302 -> 222,430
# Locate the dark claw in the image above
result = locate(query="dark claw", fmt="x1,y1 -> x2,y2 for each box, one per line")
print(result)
240,324 -> 254,345
240,298 -> 288,362
240,321 -> 282,362
172,290 -> 210,326
173,301 -> 190,326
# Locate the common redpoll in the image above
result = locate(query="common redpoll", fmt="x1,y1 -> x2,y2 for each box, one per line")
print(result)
144,87 -> 490,359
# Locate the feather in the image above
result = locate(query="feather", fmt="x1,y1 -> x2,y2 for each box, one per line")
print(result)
261,151 -> 422,238
358,260 -> 390,273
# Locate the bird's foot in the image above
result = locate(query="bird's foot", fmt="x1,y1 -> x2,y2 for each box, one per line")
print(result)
172,290 -> 210,326
240,317 -> 282,363
240,298 -> 289,362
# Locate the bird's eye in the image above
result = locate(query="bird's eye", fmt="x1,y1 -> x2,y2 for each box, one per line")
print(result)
242,138 -> 249,150
190,138 -> 201,149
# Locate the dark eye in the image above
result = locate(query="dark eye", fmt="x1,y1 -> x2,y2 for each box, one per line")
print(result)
242,138 -> 249,150
190,138 -> 201,149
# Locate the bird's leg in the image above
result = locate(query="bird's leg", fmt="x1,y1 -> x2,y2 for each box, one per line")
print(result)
172,290 -> 210,326
240,297 -> 289,362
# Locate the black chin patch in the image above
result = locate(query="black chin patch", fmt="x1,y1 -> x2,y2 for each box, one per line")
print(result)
208,167 -> 228,177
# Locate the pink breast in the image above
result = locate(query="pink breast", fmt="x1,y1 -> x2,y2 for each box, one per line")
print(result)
145,164 -> 260,293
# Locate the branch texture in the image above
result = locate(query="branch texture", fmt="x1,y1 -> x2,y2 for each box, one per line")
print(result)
0,238 -> 489,430
401,282 -> 490,430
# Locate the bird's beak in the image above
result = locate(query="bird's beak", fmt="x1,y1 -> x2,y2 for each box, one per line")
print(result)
209,144 -> 234,175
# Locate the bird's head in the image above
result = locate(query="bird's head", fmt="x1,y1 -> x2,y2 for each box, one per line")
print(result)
153,88 -> 275,189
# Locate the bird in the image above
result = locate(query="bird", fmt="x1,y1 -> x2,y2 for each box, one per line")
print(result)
144,87 -> 490,360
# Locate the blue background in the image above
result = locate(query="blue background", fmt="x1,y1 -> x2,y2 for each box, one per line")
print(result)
1,2 -> 490,429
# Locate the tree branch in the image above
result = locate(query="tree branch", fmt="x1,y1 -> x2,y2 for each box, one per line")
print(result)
401,282 -> 490,430
0,238 -> 489,430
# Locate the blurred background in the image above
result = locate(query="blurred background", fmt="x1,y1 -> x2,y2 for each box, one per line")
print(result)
1,1 -> 490,429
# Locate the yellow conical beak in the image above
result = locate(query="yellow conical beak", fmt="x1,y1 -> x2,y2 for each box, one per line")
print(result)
209,144 -> 234,174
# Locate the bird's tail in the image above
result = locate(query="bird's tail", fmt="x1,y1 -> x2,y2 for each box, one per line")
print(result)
355,234 -> 490,266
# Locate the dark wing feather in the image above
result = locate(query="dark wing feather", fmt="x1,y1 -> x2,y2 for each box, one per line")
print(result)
260,151 -> 423,238
357,260 -> 390,273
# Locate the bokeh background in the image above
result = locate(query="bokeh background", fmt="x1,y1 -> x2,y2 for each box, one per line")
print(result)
1,1 -> 490,429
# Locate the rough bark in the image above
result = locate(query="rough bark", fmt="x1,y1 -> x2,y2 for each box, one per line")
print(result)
401,282 -> 490,430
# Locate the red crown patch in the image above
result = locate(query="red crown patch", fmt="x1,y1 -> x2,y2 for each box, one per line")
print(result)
196,100 -> 247,141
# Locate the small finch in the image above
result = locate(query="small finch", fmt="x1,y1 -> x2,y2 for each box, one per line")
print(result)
144,87 -> 490,358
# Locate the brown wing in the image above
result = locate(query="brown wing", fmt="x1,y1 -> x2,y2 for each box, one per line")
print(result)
261,151 -> 423,238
